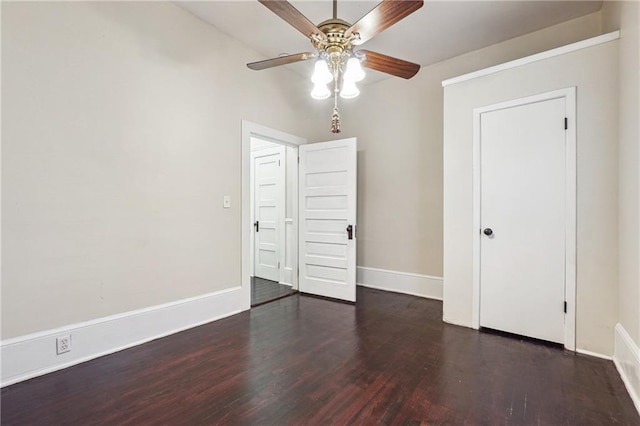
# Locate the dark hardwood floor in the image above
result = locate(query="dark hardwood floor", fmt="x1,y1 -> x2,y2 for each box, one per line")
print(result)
2,288 -> 638,425
250,276 -> 295,306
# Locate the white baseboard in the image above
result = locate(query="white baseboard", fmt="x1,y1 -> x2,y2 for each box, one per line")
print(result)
614,323 -> 640,414
356,266 -> 443,301
1,286 -> 246,388
576,348 -> 612,360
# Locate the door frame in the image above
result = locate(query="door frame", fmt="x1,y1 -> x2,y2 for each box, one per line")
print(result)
471,87 -> 577,350
241,121 -> 306,310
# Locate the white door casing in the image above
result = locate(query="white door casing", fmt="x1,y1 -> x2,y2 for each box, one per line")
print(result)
472,88 -> 576,349
252,146 -> 285,282
298,138 -> 357,302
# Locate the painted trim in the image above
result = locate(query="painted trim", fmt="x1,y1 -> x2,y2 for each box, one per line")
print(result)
276,146 -> 286,286
283,219 -> 296,286
442,31 -> 620,87
471,88 -> 577,351
614,323 -> 640,415
356,266 -> 443,301
575,349 -> 612,361
563,88 -> 577,351
242,121 -> 306,303
289,147 -> 299,291
250,140 -> 278,151
1,287 -> 244,388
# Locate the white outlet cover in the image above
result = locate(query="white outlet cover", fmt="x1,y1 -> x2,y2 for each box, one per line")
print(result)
56,335 -> 71,355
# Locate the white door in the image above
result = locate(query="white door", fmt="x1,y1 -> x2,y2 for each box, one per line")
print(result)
480,97 -> 566,344
299,138 -> 357,302
252,146 -> 285,282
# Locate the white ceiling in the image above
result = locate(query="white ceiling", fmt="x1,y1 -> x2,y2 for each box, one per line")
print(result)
178,0 -> 602,84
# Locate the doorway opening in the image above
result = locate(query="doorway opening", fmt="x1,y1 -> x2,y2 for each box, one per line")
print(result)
244,122 -> 305,307
241,121 -> 359,309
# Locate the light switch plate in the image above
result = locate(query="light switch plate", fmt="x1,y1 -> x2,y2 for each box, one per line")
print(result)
223,195 -> 230,208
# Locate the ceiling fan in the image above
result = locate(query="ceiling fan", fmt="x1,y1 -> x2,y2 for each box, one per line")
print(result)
247,0 -> 424,133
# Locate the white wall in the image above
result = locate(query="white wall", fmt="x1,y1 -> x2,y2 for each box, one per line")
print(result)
301,13 -> 603,280
603,0 -> 640,347
443,39 -> 619,355
602,0 -> 640,409
1,2 -> 307,339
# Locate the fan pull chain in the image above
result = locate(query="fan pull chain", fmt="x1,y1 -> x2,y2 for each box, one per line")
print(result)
331,78 -> 341,133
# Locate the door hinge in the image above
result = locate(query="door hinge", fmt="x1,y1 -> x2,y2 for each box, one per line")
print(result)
297,156 -> 300,164
564,117 -> 568,130
278,159 -> 281,166
564,301 -> 567,313
278,262 -> 281,269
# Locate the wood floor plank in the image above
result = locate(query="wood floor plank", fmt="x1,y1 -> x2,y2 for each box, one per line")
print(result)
2,288 -> 638,425
251,277 -> 295,306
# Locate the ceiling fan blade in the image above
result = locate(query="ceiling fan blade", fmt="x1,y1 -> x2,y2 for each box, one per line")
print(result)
258,0 -> 326,41
247,52 -> 317,70
358,50 -> 420,79
345,0 -> 423,45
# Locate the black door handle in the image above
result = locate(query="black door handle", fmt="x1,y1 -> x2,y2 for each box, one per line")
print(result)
483,228 -> 493,236
254,221 -> 259,232
346,225 -> 353,240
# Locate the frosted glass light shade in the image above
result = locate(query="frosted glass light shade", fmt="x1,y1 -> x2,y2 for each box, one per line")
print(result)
311,82 -> 331,100
343,58 -> 365,82
340,80 -> 359,99
311,60 -> 333,84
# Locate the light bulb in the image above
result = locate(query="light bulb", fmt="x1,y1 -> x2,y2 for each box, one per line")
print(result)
340,79 -> 360,99
311,82 -> 331,100
311,60 -> 333,84
343,57 -> 365,82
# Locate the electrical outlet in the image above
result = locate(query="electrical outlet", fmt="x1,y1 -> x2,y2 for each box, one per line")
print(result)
56,335 -> 71,355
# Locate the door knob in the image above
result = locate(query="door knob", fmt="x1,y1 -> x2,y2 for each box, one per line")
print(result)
483,228 -> 493,236
254,221 -> 259,232
346,225 -> 353,240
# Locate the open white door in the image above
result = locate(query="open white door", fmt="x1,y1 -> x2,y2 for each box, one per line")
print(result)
298,138 -> 357,302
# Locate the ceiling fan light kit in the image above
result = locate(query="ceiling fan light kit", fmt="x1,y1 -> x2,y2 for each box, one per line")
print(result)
340,79 -> 360,99
311,60 -> 333,85
311,55 -> 364,100
344,57 -> 365,82
311,80 -> 332,100
248,0 -> 423,133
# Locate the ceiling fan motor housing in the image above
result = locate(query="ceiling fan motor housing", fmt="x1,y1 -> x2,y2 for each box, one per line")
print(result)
313,19 -> 359,60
